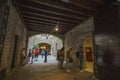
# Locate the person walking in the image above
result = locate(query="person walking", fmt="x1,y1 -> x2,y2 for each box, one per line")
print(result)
31,48 -> 35,63
58,47 -> 64,70
41,49 -> 45,58
34,48 -> 39,61
28,49 -> 32,62
44,49 -> 48,62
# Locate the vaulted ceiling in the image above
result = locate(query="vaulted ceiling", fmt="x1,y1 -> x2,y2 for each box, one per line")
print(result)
14,0 -> 111,34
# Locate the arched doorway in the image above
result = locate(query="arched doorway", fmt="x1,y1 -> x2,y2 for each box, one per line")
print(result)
39,43 -> 51,55
27,33 -> 63,56
27,33 -> 63,63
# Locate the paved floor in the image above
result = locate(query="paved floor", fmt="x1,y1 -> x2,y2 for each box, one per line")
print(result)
5,55 -> 96,80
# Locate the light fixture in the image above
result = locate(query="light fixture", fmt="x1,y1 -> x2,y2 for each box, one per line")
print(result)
46,34 -> 49,39
54,27 -> 59,31
54,22 -> 59,31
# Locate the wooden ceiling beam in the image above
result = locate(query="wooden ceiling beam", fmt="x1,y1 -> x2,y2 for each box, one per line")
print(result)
27,21 -> 75,27
26,0 -> 93,16
69,0 -> 97,11
26,23 -> 74,28
17,4 -> 89,19
25,20 -> 75,27
23,16 -> 78,25
27,27 -> 66,34
27,26 -> 53,30
27,23 -> 73,29
27,24 -> 73,29
69,0 -> 105,9
27,26 -> 52,30
22,10 -> 85,21
27,28 -> 51,33
19,7 -> 86,20
21,11 -> 82,23
23,16 -> 78,26
90,0 -> 105,5
27,30 -> 48,33
16,1 -> 91,18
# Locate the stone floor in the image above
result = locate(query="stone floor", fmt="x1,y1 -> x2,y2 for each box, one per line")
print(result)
5,55 -> 96,80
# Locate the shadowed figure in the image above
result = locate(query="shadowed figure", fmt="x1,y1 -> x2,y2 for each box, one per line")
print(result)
103,48 -> 114,65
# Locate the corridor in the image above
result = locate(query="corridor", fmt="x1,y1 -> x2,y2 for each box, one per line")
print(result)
5,55 -> 95,80
1,0 -> 120,80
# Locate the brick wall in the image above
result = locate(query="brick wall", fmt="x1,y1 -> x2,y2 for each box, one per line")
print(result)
0,0 -> 27,77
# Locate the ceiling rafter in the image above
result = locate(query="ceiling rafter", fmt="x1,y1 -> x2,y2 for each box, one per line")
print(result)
90,0 -> 105,4
17,0 -> 94,16
25,20 -> 77,29
25,20 -> 75,27
27,28 -> 51,33
21,11 -> 82,23
24,19 -> 77,28
15,0 -> 106,34
18,4 -> 89,20
23,16 -> 78,26
69,0 -> 105,9
27,27 -> 67,34
26,23 -> 74,28
20,9 -> 85,21
69,0 -> 97,11
27,24 -> 73,29
18,0 -> 93,17
28,0 -> 92,16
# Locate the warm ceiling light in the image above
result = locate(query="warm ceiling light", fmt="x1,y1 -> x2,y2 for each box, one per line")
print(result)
54,27 -> 59,31
54,22 -> 59,31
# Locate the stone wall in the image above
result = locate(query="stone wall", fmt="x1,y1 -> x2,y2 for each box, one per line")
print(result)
0,0 -> 5,28
64,17 -> 94,65
0,0 -> 27,78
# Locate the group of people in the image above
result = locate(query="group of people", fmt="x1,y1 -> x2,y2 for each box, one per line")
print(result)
28,48 -> 48,63
57,47 -> 83,72
28,46 -> 84,71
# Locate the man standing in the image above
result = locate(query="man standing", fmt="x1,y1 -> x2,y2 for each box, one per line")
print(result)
79,46 -> 83,72
41,49 -> 45,58
44,49 -> 48,62
66,48 -> 72,65
34,48 -> 39,61
65,47 -> 73,72
58,47 -> 64,70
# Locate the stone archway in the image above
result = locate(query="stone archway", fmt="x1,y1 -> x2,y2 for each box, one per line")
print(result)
27,33 -> 63,56
38,43 -> 51,55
